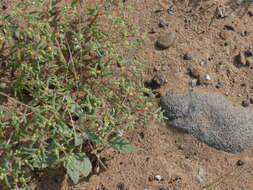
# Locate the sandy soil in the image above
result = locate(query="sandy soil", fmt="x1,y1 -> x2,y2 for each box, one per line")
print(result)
1,0 -> 253,189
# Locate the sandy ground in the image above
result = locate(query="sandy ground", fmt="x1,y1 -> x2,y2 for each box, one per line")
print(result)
1,0 -> 253,189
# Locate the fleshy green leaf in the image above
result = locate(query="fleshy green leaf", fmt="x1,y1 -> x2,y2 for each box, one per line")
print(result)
64,153 -> 92,184
109,136 -> 137,153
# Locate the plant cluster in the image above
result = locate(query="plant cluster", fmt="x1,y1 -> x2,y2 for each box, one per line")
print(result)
0,0 -> 162,189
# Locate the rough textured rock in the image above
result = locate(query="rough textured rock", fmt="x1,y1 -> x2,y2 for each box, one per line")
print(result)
156,32 -> 176,50
160,90 -> 253,153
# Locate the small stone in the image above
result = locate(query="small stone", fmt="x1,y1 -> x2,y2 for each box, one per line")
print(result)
156,32 -> 176,50
189,68 -> 201,78
196,168 -> 205,183
236,0 -> 244,5
204,74 -> 211,81
250,98 -> 253,104
148,175 -> 154,181
236,160 -> 245,166
167,7 -> 174,15
224,25 -> 235,31
240,30 -> 248,37
154,8 -> 164,13
183,53 -> 193,60
155,175 -> 162,181
149,28 -> 156,34
246,57 -> 253,66
248,11 -> 253,17
159,187 -> 169,190
116,183 -> 126,190
158,20 -> 168,28
245,50 -> 253,57
238,52 -> 247,66
242,100 -> 250,107
200,60 -> 207,65
191,79 -> 198,88
145,74 -> 167,89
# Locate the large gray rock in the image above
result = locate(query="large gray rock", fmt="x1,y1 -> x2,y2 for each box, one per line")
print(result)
160,90 -> 253,153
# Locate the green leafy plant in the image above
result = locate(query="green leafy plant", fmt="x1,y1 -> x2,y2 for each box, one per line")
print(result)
0,0 -> 160,189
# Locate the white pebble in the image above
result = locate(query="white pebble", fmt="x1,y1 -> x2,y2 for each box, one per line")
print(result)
155,175 -> 162,181
204,74 -> 211,81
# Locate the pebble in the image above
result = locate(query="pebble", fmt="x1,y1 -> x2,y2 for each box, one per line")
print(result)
224,25 -> 235,31
155,175 -> 162,181
159,187 -> 169,190
200,60 -> 207,65
156,32 -> 176,50
245,49 -> 253,57
116,183 -> 126,190
183,53 -> 193,60
145,74 -> 167,89
246,57 -> 253,66
189,68 -> 201,78
250,98 -> 253,104
149,28 -> 156,34
248,11 -> 253,17
191,79 -> 198,88
204,74 -> 211,81
196,168 -> 205,183
236,160 -> 245,166
167,7 -> 174,15
158,20 -> 168,28
242,100 -> 250,107
238,52 -> 247,66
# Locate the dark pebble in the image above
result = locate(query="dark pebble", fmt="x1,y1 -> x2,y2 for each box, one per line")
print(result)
149,28 -> 156,34
155,8 -> 163,13
248,11 -> 253,17
167,7 -> 174,15
250,98 -> 253,104
224,25 -> 235,31
145,74 -> 167,89
183,53 -> 193,60
242,100 -> 250,107
158,20 -> 168,28
236,160 -> 245,166
139,132 -> 145,139
159,187 -> 170,190
116,183 -> 126,190
245,49 -> 253,57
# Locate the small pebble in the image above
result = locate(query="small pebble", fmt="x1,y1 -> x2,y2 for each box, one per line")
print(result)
236,0 -> 244,5
250,98 -> 253,104
116,183 -> 126,190
248,11 -> 253,17
245,49 -> 253,57
149,28 -> 156,34
246,57 -> 253,66
238,52 -> 247,66
242,100 -> 250,107
156,32 -> 176,50
154,8 -> 164,13
158,20 -> 168,28
167,7 -> 174,15
155,175 -> 162,181
236,160 -> 245,166
189,68 -> 201,78
191,79 -> 198,88
224,25 -> 235,31
159,187 -> 169,190
204,74 -> 211,81
200,60 -> 207,65
183,53 -> 193,60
